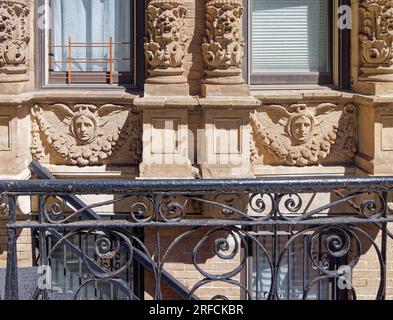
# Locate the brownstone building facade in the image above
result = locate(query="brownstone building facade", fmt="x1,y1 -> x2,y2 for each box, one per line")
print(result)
0,0 -> 393,300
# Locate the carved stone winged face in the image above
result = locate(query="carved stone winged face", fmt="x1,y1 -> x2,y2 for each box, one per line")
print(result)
71,115 -> 97,143
288,113 -> 315,144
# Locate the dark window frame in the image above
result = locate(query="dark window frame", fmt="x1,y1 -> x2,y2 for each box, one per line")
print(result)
246,0 -> 350,87
37,0 -> 144,91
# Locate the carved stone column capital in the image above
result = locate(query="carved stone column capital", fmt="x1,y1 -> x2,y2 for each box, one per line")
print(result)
358,0 -> 393,82
201,0 -> 249,96
144,0 -> 188,86
0,0 -> 31,83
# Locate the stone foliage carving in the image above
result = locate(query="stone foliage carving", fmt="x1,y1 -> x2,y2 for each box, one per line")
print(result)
359,0 -> 393,80
145,0 -> 188,82
0,0 -> 30,79
31,104 -> 142,167
202,0 -> 244,82
251,104 -> 357,167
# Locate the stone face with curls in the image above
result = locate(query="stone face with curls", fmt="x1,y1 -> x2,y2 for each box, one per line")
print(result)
202,0 -> 244,70
0,0 -> 30,71
359,0 -> 393,81
144,0 -> 188,82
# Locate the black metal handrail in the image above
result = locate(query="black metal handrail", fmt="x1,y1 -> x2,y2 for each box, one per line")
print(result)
1,176 -> 393,195
1,166 -> 393,300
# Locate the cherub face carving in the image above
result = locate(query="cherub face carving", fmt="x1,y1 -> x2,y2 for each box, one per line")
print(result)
72,115 -> 97,143
290,115 -> 313,143
285,108 -> 316,145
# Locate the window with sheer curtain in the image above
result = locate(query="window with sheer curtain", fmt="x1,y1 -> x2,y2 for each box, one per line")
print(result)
251,228 -> 349,300
47,0 -> 133,85
250,0 -> 332,85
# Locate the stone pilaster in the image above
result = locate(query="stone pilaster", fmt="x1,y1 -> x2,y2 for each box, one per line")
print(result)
199,97 -> 260,178
355,0 -> 393,94
356,96 -> 393,175
135,96 -> 199,179
201,0 -> 249,97
144,0 -> 189,96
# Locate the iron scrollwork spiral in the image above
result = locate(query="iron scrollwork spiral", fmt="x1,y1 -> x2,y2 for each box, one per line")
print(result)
358,192 -> 386,219
158,197 -> 185,222
192,228 -> 247,280
43,196 -> 70,223
81,229 -> 134,279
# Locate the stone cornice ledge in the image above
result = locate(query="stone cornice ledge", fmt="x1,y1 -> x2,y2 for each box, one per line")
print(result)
354,93 -> 393,106
251,89 -> 354,104
134,96 -> 199,109
197,96 -> 261,109
0,90 -> 139,106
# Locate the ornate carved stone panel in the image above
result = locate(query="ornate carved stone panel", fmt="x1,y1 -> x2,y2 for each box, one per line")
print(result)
0,0 -> 30,82
251,103 -> 358,167
202,0 -> 245,84
145,0 -> 188,84
359,0 -> 393,81
31,104 -> 142,167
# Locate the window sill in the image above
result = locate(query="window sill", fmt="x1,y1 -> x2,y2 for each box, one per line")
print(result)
250,85 -> 354,103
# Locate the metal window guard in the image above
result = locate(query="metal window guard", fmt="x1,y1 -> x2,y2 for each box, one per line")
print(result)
49,37 -> 131,84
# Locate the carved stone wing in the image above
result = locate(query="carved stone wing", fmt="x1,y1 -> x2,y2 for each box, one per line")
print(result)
31,104 -> 142,167
31,104 -> 77,162
251,110 -> 294,164
96,104 -> 132,159
251,103 -> 357,167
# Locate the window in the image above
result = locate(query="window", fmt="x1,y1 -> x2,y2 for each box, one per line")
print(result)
250,0 -> 333,85
248,227 -> 350,300
43,0 -> 136,86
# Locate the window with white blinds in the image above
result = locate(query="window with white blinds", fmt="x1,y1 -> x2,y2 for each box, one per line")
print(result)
251,0 -> 331,84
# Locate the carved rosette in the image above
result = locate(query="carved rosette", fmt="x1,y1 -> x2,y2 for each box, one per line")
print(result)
202,0 -> 245,84
31,104 -> 142,167
0,0 -> 30,82
359,0 -> 393,81
144,0 -> 188,84
251,103 -> 358,167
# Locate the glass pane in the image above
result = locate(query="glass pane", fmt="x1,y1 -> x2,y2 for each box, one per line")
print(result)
252,231 -> 331,300
251,0 -> 329,74
49,0 -> 132,72
49,233 -> 133,300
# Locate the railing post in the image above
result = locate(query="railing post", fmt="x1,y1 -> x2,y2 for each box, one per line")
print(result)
109,36 -> 113,85
68,36 -> 72,84
5,195 -> 18,300
37,196 -> 49,300
380,191 -> 389,300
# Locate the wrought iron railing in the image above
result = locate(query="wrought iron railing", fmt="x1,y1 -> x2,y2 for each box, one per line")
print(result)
1,166 -> 393,300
